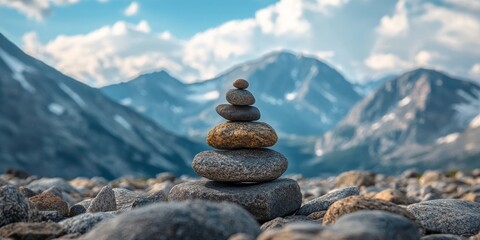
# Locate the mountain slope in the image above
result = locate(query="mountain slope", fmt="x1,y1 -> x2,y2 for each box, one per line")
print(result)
308,68 -> 480,174
102,51 -> 361,137
0,33 -> 201,179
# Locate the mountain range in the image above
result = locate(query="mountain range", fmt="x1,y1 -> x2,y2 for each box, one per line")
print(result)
0,33 -> 202,179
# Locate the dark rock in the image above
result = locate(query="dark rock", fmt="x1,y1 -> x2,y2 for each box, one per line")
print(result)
69,199 -> 92,217
0,185 -> 30,227
323,196 -> 415,224
32,211 -> 66,222
19,187 -> 36,198
261,215 -> 314,231
226,89 -> 255,105
60,212 -> 115,235
169,179 -> 302,221
82,201 -> 260,240
4,169 -> 29,179
192,149 -> 287,182
335,171 -> 375,188
207,122 -> 278,149
407,199 -> 480,235
29,192 -> 69,216
87,186 -> 116,213
233,79 -> 249,89
216,104 -> 261,122
0,222 -> 63,240
297,186 -> 359,215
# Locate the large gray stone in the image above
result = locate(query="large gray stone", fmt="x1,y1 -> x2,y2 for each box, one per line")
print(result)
81,201 -> 260,240
87,186 -> 116,213
407,199 -> 480,236
297,186 -> 359,216
192,149 -> 287,182
113,188 -> 140,210
60,212 -> 115,235
0,185 -> 30,227
168,179 -> 302,221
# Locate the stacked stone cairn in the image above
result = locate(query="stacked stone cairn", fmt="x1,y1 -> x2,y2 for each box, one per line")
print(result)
169,79 -> 302,222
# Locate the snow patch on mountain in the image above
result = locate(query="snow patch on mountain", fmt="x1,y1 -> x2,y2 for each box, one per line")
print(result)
436,133 -> 459,144
454,89 -> 480,126
470,115 -> 480,128
0,49 -> 35,93
187,90 -> 219,102
59,83 -> 86,107
398,96 -> 411,107
121,98 -> 132,105
114,114 -> 132,130
48,103 -> 65,115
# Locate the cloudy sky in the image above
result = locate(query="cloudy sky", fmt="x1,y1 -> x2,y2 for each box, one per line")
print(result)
1,0 -> 479,86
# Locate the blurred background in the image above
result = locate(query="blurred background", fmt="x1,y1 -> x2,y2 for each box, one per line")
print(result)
1,0 -> 479,179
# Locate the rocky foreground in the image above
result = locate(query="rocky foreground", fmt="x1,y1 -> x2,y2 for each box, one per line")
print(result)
1,169 -> 480,240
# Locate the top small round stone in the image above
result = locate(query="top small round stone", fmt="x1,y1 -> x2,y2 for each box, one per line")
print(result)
233,79 -> 249,89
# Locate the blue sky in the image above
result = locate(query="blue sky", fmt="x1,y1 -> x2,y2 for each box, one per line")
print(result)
1,0 -> 479,86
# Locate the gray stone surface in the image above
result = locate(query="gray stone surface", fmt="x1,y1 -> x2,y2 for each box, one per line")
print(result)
87,186 -> 116,213
132,190 -> 167,209
233,79 -> 249,89
81,201 -> 260,240
69,199 -> 92,217
192,149 -> 287,182
0,222 -> 63,239
60,212 -> 115,235
26,178 -> 77,194
216,104 -> 261,122
113,188 -> 140,210
260,215 -> 314,231
407,199 -> 480,236
226,89 -> 255,106
320,210 -> 420,240
421,234 -> 467,240
32,211 -> 66,223
0,185 -> 30,227
297,186 -> 359,216
168,179 -> 302,221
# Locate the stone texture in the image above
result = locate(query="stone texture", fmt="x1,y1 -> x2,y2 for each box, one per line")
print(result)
0,222 -> 63,240
207,122 -> 278,149
32,211 -> 66,223
297,186 -> 359,216
29,192 -> 69,216
87,186 -> 116,213
113,188 -> 139,210
258,223 -> 325,240
82,201 -> 260,240
132,190 -> 167,208
318,210 -> 420,240
60,212 -> 115,235
233,79 -> 249,89
26,178 -> 77,194
335,171 -> 375,188
226,89 -> 255,106
216,104 -> 261,122
169,179 -> 302,221
374,189 -> 409,205
260,216 -> 314,231
69,199 -> 92,217
323,196 -> 415,224
421,234 -> 467,240
192,149 -> 287,182
0,185 -> 30,227
407,199 -> 480,236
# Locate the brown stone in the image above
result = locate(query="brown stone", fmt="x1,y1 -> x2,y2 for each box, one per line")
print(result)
233,79 -> 249,89
373,189 -> 408,205
29,192 -> 68,216
207,122 -> 278,149
334,171 -> 375,188
322,196 -> 415,224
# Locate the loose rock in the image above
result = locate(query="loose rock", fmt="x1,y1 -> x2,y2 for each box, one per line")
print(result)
87,186 -> 116,213
226,89 -> 255,105
192,149 -> 288,182
374,189 -> 409,205
258,223 -> 325,240
169,179 -> 302,221
421,234 -> 467,240
26,178 -> 77,194
216,104 -> 261,122
261,216 -> 314,231
69,199 -> 92,217
233,79 -> 249,89
297,186 -> 359,216
113,188 -> 140,210
207,122 -> 278,149
0,185 -> 30,227
29,192 -> 69,216
335,171 -> 375,188
0,222 -> 63,240
82,201 -> 261,240
60,212 -> 115,235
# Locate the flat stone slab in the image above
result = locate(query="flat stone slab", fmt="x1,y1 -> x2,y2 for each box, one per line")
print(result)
168,179 -> 302,222
207,122 -> 278,149
192,149 -> 288,182
216,104 -> 261,122
226,89 -> 255,105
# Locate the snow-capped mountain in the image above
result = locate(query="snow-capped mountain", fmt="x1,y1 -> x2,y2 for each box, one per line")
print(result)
308,68 -> 480,174
102,51 -> 361,137
0,33 -> 202,179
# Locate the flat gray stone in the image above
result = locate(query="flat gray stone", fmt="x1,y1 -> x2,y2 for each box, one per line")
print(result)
168,179 -> 302,221
226,89 -> 255,106
60,212 -> 115,235
407,199 -> 480,236
87,186 -> 116,213
0,185 -> 30,227
319,210 -> 420,240
297,186 -> 359,216
81,201 -> 260,240
216,104 -> 261,122
192,149 -> 287,182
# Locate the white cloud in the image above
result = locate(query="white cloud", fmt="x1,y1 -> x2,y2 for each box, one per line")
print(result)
415,50 -> 433,66
444,0 -> 480,11
0,0 -> 79,21
471,64 -> 480,76
364,53 -> 409,71
376,0 -> 409,37
124,1 -> 139,17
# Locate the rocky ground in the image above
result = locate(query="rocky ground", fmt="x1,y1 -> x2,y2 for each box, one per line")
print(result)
1,169 -> 480,240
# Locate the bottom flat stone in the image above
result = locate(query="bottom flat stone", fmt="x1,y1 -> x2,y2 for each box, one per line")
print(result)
168,178 -> 302,222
